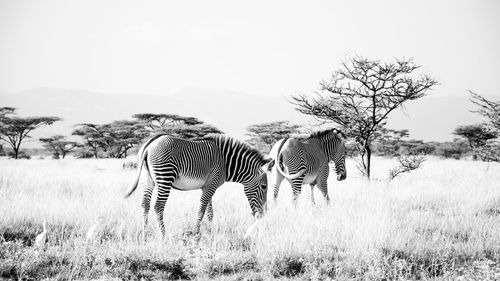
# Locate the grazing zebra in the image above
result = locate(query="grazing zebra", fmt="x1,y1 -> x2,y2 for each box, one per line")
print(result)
269,128 -> 347,203
125,134 -> 273,237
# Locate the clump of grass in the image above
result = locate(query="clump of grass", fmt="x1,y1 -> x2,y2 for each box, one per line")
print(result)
0,240 -> 194,280
482,197 -> 500,217
269,254 -> 306,278
204,252 -> 257,277
381,247 -> 454,279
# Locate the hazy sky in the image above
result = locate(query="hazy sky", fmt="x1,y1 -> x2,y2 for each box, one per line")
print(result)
1,0 -> 499,97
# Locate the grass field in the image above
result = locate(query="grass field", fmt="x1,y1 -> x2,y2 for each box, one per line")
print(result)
0,156 -> 499,280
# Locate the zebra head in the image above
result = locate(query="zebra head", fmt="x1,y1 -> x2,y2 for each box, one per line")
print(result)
210,134 -> 273,218
243,158 -> 274,217
315,129 -> 347,181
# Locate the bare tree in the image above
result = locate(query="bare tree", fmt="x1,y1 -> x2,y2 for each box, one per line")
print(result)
469,92 -> 500,162
0,107 -> 61,159
470,91 -> 500,130
291,57 -> 437,178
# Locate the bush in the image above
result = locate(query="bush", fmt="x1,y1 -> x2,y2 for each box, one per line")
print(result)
389,155 -> 426,180
435,141 -> 470,159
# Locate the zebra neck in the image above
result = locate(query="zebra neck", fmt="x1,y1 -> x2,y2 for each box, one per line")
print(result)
319,139 -> 335,160
222,149 -> 260,183
209,135 -> 264,183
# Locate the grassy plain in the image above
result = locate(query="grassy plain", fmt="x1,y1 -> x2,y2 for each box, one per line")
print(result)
0,156 -> 499,280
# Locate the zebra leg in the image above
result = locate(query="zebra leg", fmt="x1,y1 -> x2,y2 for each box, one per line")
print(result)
289,176 -> 305,204
317,184 -> 330,203
141,175 -> 155,230
195,187 -> 217,233
272,166 -> 285,202
309,184 -> 315,205
153,180 -> 173,238
317,164 -> 330,203
206,199 -> 214,222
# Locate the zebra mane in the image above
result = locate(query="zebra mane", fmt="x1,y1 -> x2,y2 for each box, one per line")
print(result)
308,128 -> 346,140
202,134 -> 267,163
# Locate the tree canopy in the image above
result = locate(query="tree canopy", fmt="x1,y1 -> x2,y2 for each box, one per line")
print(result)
73,121 -> 149,158
291,57 -> 437,178
159,123 -> 223,139
40,135 -> 81,159
246,121 -> 300,153
133,113 -> 202,130
0,107 -> 61,159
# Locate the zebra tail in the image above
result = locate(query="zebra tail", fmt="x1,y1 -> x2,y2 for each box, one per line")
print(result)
124,150 -> 148,198
276,138 -> 306,180
124,134 -> 165,198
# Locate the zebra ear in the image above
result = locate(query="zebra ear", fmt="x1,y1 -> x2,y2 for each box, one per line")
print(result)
337,131 -> 346,140
262,158 -> 275,172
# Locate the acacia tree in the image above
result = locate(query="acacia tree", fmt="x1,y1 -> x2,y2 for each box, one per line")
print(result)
40,135 -> 81,159
162,123 -> 223,139
133,113 -> 202,130
73,121 -> 149,158
72,123 -> 106,158
0,107 -> 61,159
469,92 -> 500,162
246,121 -> 300,153
101,120 -> 150,158
453,124 -> 497,160
291,57 -> 437,178
375,127 -> 409,156
470,91 -> 500,130
133,112 -> 222,140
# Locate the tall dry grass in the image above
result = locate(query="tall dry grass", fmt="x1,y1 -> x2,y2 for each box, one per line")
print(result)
0,156 -> 499,280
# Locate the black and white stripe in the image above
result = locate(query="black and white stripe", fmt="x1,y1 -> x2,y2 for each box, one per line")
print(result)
270,128 -> 347,203
125,134 -> 271,237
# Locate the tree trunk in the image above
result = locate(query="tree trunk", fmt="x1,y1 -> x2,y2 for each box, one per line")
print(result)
356,140 -> 372,179
14,148 -> 19,159
364,144 -> 372,179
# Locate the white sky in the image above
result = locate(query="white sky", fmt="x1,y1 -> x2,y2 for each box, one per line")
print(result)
1,0 -> 499,97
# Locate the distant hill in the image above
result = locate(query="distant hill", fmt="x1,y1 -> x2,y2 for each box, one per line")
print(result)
0,87 -> 489,148
0,88 -> 307,147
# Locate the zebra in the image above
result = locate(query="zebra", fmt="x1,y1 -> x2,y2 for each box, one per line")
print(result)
125,134 -> 273,237
268,128 -> 347,203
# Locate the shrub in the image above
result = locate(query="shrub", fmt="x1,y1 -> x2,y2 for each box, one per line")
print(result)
122,161 -> 138,170
389,155 -> 426,180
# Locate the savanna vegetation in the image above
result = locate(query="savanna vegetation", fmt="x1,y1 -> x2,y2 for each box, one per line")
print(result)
1,56 -> 500,280
1,157 -> 499,280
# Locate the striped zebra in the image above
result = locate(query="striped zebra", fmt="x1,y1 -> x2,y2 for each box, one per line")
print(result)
125,134 -> 273,236
269,128 -> 347,203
